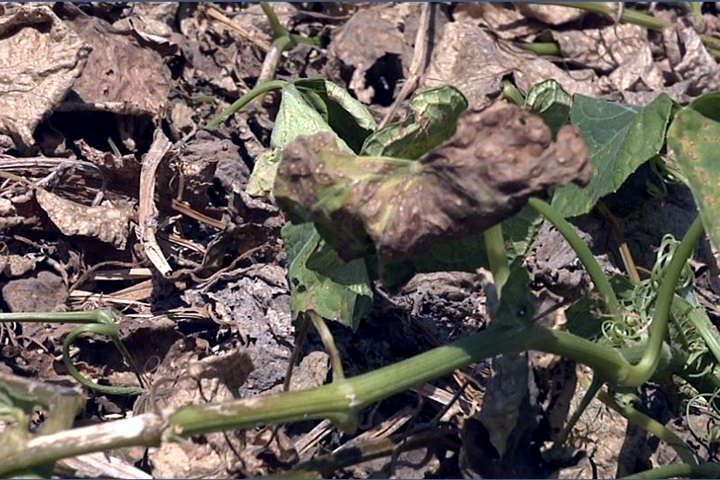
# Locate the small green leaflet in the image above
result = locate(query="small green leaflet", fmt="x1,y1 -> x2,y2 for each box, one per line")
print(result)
282,223 -> 373,330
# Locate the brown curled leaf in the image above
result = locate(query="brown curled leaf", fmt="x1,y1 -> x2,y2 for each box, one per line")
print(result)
274,101 -> 591,262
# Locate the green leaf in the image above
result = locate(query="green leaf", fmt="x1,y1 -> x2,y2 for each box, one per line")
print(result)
667,106 -> 720,251
282,222 -> 373,330
295,78 -> 377,153
246,149 -> 279,197
271,83 -> 353,152
551,93 -> 674,218
249,82 -> 373,328
524,79 -> 572,137
361,86 -> 468,159
689,91 -> 720,122
248,83 -> 354,197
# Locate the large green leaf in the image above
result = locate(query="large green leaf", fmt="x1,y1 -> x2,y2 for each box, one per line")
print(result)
360,86 -> 468,159
282,223 -> 373,330
295,78 -> 377,153
667,103 -> 720,250
551,93 -> 674,218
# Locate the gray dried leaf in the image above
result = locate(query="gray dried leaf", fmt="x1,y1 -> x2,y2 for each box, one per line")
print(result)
1,253 -> 40,278
0,5 -> 90,150
329,3 -> 419,103
605,43 -> 665,94
663,20 -> 720,95
62,9 -> 171,116
516,3 -> 586,25
35,189 -> 133,249
421,22 -> 599,110
452,3 -> 536,41
553,23 -> 650,73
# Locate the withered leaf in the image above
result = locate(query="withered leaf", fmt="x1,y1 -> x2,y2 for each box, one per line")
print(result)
35,189 -> 133,249
0,5 -> 90,150
274,102 -> 591,262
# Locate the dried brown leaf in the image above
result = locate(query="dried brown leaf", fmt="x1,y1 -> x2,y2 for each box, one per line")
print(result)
606,43 -> 665,94
552,23 -> 650,73
275,102 -> 591,262
516,4 -> 586,25
61,6 -> 171,116
421,22 -> 599,110
328,4 -> 419,103
35,189 -> 133,249
663,20 -> 720,95
453,3 -> 539,40
0,5 -> 90,150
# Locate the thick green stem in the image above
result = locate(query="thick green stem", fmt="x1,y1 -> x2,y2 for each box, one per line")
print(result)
170,322 -> 639,437
528,198 -> 622,316
0,315 -> 670,473
624,216 -> 704,386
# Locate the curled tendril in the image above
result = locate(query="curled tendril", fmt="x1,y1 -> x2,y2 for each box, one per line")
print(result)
652,234 -> 694,291
686,392 -> 720,445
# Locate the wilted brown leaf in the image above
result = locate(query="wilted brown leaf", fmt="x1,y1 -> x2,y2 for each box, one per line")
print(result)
0,4 -> 90,150
421,22 -> 599,110
59,4 -> 171,117
553,23 -> 651,73
275,102 -> 591,262
515,3 -> 586,25
35,188 -> 133,249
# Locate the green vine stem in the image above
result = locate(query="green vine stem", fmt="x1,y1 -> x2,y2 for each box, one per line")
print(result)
0,310 -> 145,396
528,198 -> 622,316
540,2 -> 720,59
549,2 -> 667,30
0,318 -> 682,474
623,462 -> 720,479
206,79 -> 287,129
624,215 -> 704,386
598,390 -> 696,465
